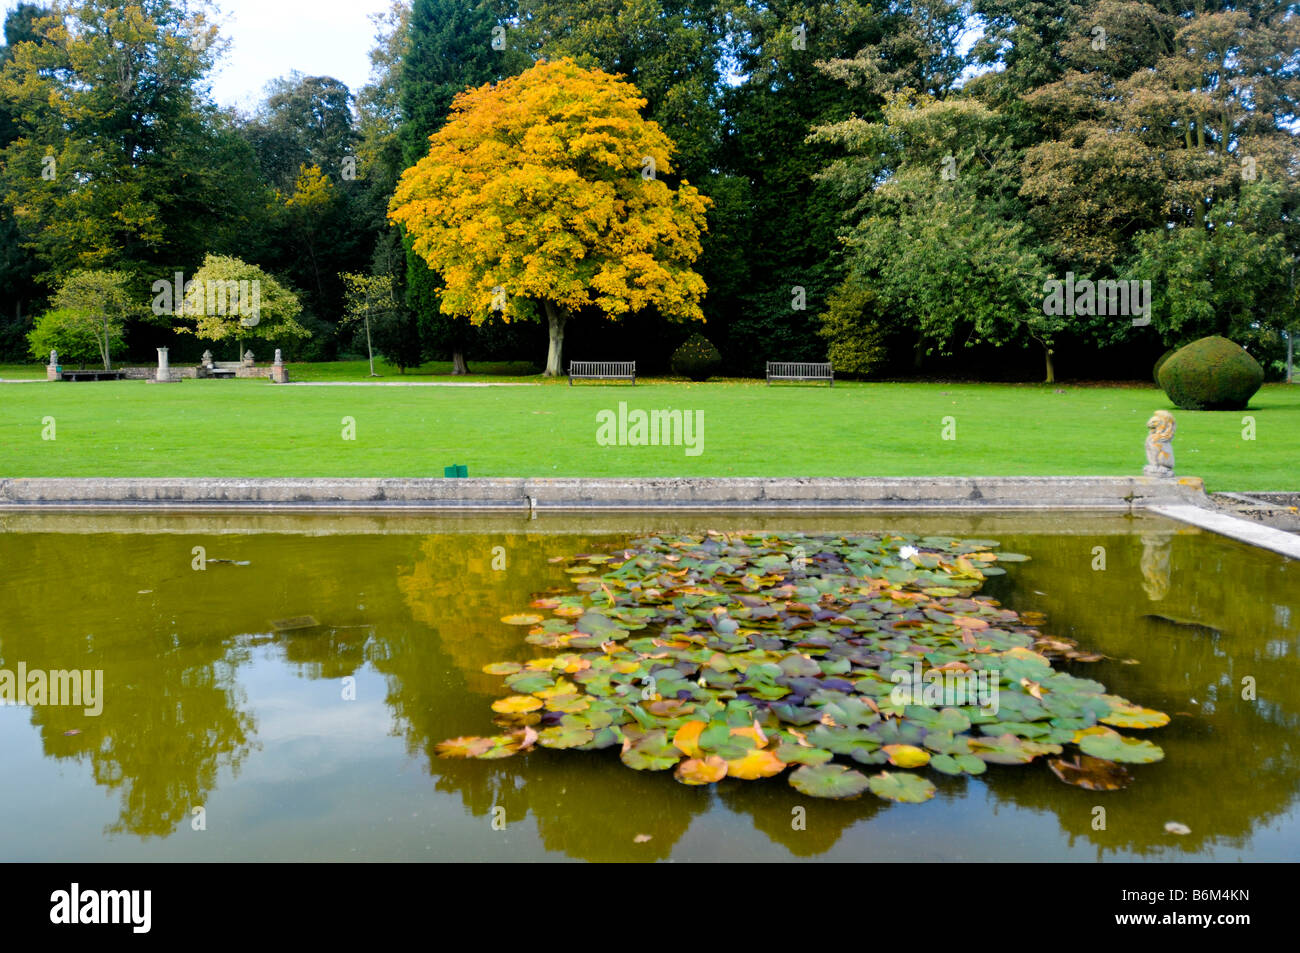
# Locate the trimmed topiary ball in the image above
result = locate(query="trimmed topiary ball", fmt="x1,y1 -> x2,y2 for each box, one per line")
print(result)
671,333 -> 722,381
1157,336 -> 1263,410
1152,348 -> 1176,386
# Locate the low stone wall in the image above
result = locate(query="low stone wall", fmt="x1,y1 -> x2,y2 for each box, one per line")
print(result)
113,366 -> 275,380
120,366 -> 199,380
0,476 -> 1211,512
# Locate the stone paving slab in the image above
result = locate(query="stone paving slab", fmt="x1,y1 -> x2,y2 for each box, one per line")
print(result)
1150,504 -> 1300,560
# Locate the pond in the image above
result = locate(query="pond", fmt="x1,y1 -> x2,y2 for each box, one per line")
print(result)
0,511 -> 1296,862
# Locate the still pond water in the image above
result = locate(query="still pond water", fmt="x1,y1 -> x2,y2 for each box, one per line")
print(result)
0,511 -> 1296,862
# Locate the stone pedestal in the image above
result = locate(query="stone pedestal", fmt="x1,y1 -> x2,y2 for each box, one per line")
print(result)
149,346 -> 180,383
47,350 -> 61,381
270,350 -> 289,383
242,350 -> 255,368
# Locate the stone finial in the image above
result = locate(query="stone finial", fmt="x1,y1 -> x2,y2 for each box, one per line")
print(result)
201,349 -> 213,367
242,349 -> 255,367
1144,410 -> 1175,477
274,349 -> 283,365
49,350 -> 58,366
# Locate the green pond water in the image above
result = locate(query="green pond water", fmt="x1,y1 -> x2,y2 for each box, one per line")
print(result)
0,510 -> 1296,862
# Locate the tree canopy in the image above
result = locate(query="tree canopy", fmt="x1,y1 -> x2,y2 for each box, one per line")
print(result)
389,57 -> 711,375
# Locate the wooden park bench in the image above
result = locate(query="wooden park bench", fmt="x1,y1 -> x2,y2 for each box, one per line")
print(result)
766,361 -> 833,387
568,360 -> 636,385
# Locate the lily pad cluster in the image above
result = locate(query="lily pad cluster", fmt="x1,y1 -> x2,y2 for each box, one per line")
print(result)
436,532 -> 1169,801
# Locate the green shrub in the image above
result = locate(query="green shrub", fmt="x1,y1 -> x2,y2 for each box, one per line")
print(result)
818,282 -> 887,377
671,333 -> 722,381
27,308 -> 121,367
1157,335 -> 1264,410
1152,348 -> 1176,385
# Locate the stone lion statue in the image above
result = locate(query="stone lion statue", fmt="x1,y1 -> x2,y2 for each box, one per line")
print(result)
1144,410 -> 1175,477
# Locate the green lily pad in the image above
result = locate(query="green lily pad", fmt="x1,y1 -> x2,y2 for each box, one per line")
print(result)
773,743 -> 834,766
867,770 -> 937,803
788,763 -> 871,799
968,732 -> 1062,764
620,729 -> 682,771
929,753 -> 986,775
538,725 -> 595,749
1076,726 -> 1164,764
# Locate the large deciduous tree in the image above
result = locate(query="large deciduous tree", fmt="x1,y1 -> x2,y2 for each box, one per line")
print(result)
389,58 -> 711,376
0,0 -> 233,278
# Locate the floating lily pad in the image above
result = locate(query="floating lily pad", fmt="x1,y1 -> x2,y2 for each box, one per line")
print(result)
867,771 -> 937,803
883,744 -> 931,768
501,613 -> 545,626
1099,695 -> 1171,729
929,753 -> 986,775
504,672 -> 553,694
774,743 -> 834,766
538,725 -> 595,749
491,695 -> 543,714
434,736 -> 494,759
788,763 -> 871,799
726,749 -> 787,780
675,756 -> 729,785
1076,726 -> 1165,763
620,729 -> 682,771
969,733 -> 1062,764
1048,754 -> 1131,791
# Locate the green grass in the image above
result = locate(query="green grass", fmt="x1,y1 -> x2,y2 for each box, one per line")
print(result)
0,363 -> 46,380
0,375 -> 1295,490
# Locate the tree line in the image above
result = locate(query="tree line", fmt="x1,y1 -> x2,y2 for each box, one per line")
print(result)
1,0 -> 1296,380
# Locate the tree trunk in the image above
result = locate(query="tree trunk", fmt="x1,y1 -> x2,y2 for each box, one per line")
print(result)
543,300 -> 567,377
1044,345 -> 1055,384
365,313 -> 377,376
912,332 -> 925,372
101,316 -> 111,370
452,350 -> 468,375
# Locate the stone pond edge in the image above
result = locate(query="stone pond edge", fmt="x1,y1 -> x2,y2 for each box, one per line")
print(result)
0,475 -> 1211,510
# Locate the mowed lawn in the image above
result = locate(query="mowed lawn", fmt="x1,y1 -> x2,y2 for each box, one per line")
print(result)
0,375 -> 1296,491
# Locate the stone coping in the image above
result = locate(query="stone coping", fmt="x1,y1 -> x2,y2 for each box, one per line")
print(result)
1149,504 -> 1300,560
0,475 -> 1209,511
0,509 -> 1183,537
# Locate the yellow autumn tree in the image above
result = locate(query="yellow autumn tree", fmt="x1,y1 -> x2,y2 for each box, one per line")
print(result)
388,58 -> 711,376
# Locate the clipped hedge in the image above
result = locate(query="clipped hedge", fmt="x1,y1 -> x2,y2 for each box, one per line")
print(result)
670,333 -> 722,381
1157,336 -> 1263,410
1152,348 -> 1176,386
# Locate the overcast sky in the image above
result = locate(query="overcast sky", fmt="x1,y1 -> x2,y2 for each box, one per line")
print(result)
2,0 -> 395,112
